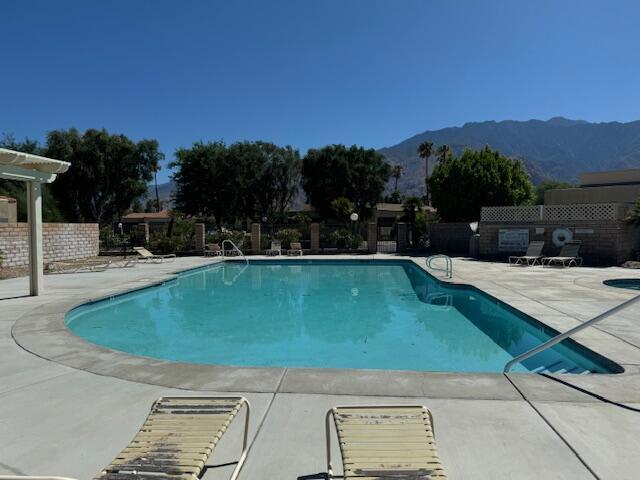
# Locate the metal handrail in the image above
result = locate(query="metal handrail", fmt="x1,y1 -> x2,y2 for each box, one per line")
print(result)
426,254 -> 452,279
504,294 -> 640,373
222,239 -> 248,265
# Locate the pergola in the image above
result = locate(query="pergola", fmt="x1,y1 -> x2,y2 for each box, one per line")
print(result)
0,148 -> 70,295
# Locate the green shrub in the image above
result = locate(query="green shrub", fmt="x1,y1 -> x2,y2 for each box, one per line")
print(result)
325,228 -> 362,249
148,233 -> 178,254
275,228 -> 301,249
206,230 -> 245,248
99,226 -> 118,250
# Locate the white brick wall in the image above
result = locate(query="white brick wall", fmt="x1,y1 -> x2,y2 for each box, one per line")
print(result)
0,223 -> 99,267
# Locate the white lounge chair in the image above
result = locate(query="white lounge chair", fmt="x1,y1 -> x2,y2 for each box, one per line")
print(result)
509,241 -> 545,266
133,246 -> 176,263
0,396 -> 251,480
205,243 -> 223,256
326,405 -> 447,479
287,242 -> 303,256
266,240 -> 282,256
542,241 -> 583,267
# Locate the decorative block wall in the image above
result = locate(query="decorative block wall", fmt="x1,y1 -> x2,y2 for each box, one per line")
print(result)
0,223 -> 99,267
479,221 -> 640,266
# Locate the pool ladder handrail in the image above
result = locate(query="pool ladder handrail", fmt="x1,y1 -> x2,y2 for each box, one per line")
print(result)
222,239 -> 248,266
426,254 -> 452,279
504,294 -> 640,373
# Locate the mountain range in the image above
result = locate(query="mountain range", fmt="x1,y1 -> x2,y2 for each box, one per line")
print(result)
151,117 -> 640,204
379,117 -> 640,195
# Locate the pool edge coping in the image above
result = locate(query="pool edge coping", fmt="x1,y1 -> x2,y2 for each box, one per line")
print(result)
10,255 -> 640,402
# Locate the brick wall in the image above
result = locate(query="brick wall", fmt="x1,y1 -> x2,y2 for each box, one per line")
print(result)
479,221 -> 640,265
0,223 -> 99,267
428,222 -> 473,254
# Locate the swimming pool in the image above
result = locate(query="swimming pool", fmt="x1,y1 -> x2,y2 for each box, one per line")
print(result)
66,260 -> 618,374
604,278 -> 640,290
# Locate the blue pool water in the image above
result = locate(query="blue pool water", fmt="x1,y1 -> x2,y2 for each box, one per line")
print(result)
66,260 -> 619,373
604,279 -> 640,291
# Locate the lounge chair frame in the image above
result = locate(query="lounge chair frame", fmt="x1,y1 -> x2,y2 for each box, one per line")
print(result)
265,240 -> 282,256
287,242 -> 303,256
133,246 -> 176,263
45,259 -> 112,274
326,404 -> 447,479
205,243 -> 223,257
541,241 -> 583,268
0,396 -> 251,480
508,241 -> 544,266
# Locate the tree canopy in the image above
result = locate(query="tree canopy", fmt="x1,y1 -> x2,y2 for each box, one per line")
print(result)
44,128 -> 161,224
301,144 -> 390,219
171,140 -> 301,225
428,146 -> 533,221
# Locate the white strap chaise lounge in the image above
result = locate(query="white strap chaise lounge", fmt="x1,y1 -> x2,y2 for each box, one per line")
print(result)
0,396 -> 251,480
326,405 -> 447,479
287,242 -> 303,256
133,246 -> 176,263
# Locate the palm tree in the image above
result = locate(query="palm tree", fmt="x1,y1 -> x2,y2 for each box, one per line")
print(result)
417,141 -> 434,205
391,164 -> 404,191
436,144 -> 452,164
153,164 -> 161,212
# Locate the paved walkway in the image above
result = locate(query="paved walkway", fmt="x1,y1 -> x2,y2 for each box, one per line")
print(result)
1,256 -> 640,479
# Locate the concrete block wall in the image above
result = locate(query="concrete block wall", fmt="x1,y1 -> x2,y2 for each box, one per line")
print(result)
0,223 -> 99,267
479,221 -> 640,265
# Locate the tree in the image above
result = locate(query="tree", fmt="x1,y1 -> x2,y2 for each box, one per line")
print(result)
330,197 -> 355,221
626,195 -> 640,226
534,180 -> 574,204
435,144 -> 452,164
391,164 -> 404,191
171,141 -> 301,226
402,195 -> 423,224
172,141 -> 236,225
244,142 -> 301,220
45,128 -> 160,224
429,146 -> 533,222
0,133 -> 65,222
302,144 -> 391,219
417,141 -> 434,204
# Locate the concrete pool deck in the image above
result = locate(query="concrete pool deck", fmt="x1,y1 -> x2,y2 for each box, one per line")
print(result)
1,255 -> 640,479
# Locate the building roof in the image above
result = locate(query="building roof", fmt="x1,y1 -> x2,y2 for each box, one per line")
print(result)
0,148 -> 70,174
122,211 -> 172,221
580,169 -> 640,187
0,196 -> 17,203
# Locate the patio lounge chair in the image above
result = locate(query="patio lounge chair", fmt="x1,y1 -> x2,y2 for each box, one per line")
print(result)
266,240 -> 282,256
0,396 -> 251,480
508,241 -> 545,266
287,242 -> 303,256
133,246 -> 176,263
45,258 -> 112,274
542,240 -> 583,267
205,243 -> 223,256
326,405 -> 447,479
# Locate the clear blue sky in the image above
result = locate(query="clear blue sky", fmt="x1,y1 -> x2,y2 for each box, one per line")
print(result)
2,0 -> 639,183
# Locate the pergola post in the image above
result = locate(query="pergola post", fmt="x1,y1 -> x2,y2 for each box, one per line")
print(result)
26,180 -> 44,295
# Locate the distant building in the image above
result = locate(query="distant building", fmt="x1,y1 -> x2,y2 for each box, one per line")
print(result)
545,169 -> 640,205
0,196 -> 17,223
121,211 -> 172,232
288,202 -> 435,225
